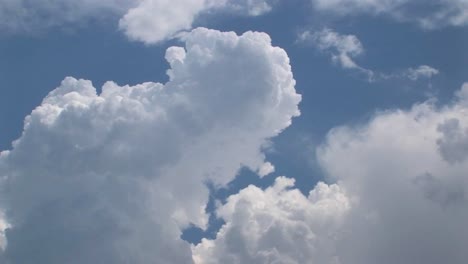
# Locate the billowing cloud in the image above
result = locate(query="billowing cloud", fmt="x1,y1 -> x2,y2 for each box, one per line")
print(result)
192,83 -> 468,264
192,177 -> 350,264
300,28 -> 439,82
311,0 -> 468,29
0,28 -> 301,263
0,0 -> 274,43
317,82 -> 468,264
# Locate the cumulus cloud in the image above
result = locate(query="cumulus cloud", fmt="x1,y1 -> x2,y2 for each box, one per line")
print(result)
192,177 -> 350,264
0,28 -> 300,263
310,0 -> 468,29
316,82 -> 468,264
192,83 -> 468,264
0,0 -> 274,43
300,28 -> 439,82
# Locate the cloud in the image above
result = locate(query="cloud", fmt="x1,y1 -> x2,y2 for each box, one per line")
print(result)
257,162 -> 275,177
0,28 -> 300,263
220,0 -> 274,16
405,65 -> 440,81
192,83 -> 468,264
118,0 -> 208,44
310,0 -> 468,29
299,28 -> 364,68
119,0 -> 275,44
316,82 -> 468,264
0,0 -> 274,43
299,28 -> 375,80
300,28 -> 439,82
192,177 -> 350,264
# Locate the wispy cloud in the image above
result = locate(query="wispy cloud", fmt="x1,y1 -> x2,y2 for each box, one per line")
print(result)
0,0 -> 275,44
405,65 -> 440,81
299,28 -> 375,80
310,0 -> 468,29
299,28 -> 439,83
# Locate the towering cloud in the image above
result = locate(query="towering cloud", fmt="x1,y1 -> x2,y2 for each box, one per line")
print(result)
0,28 -> 300,263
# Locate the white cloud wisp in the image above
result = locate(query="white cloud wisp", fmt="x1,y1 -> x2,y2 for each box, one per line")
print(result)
299,28 -> 374,80
300,28 -> 439,82
311,0 -> 468,29
0,0 -> 275,44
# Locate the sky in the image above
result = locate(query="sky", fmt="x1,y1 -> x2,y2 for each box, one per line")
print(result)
0,0 -> 467,263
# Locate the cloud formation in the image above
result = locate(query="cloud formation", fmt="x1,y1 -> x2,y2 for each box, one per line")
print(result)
299,28 -> 374,80
311,0 -> 468,29
0,0 -> 274,43
192,83 -> 468,264
315,83 -> 468,264
119,0 -> 274,44
300,28 -> 439,82
192,177 -> 350,264
0,28 -> 300,263
405,65 -> 440,81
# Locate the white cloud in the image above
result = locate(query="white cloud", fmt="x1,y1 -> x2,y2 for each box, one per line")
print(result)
299,28 -> 375,80
299,28 -> 364,68
257,162 -> 275,177
316,82 -> 468,264
118,0 -> 207,44
120,0 -> 275,44
311,0 -> 468,29
221,0 -> 274,16
0,0 -> 274,43
192,83 -> 468,264
300,28 -> 439,83
192,177 -> 350,264
0,28 -> 300,263
405,65 -> 440,81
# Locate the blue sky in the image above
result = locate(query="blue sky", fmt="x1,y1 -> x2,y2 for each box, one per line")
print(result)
0,1 -> 468,263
